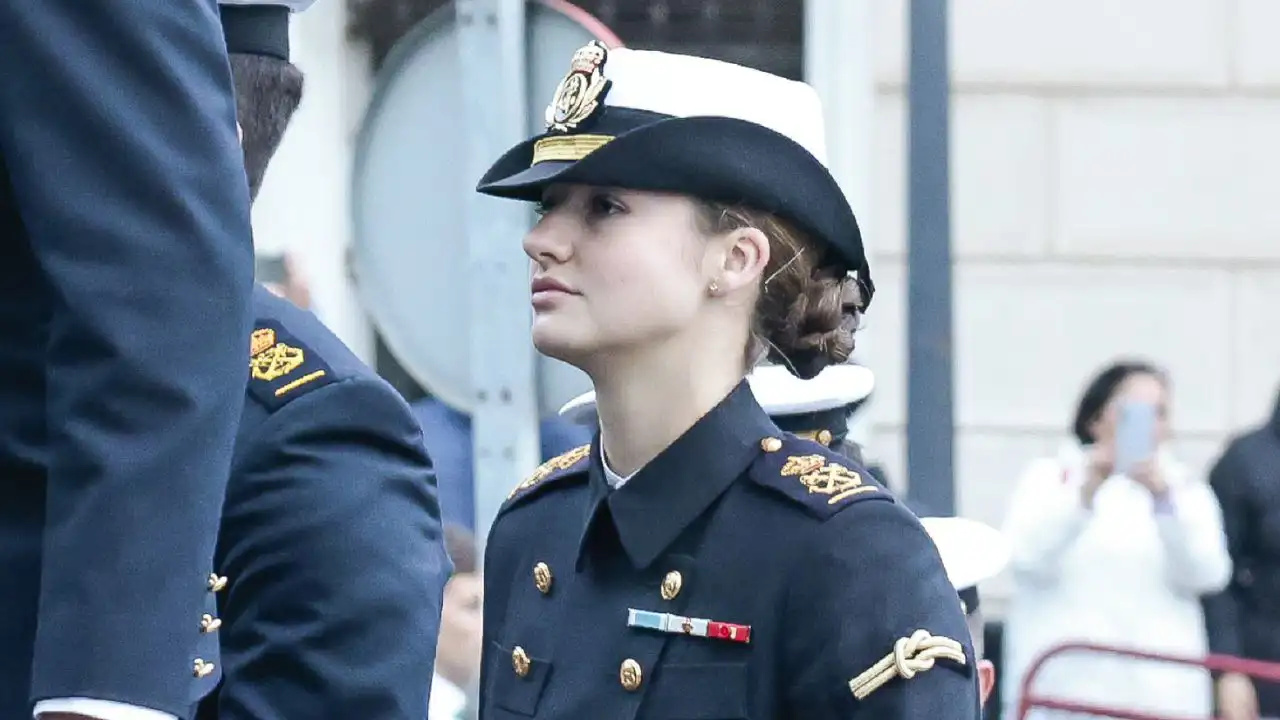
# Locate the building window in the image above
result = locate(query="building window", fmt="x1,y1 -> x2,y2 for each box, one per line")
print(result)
575,0 -> 804,80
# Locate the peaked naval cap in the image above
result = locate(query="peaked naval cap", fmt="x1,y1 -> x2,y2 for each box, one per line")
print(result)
476,42 -> 873,306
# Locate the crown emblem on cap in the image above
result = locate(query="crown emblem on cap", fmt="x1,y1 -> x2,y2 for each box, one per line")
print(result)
544,41 -> 611,134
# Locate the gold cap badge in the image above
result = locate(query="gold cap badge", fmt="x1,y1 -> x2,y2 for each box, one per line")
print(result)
545,41 -> 611,133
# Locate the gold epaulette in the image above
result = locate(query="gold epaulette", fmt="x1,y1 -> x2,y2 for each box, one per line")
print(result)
508,444 -> 591,500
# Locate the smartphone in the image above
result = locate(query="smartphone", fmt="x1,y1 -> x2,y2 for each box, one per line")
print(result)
255,253 -> 288,286
1113,400 -> 1157,475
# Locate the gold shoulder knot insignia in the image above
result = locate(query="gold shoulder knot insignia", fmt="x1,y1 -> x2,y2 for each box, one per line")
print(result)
848,630 -> 966,701
545,41 -> 610,133
781,454 -> 876,505
509,444 -> 591,499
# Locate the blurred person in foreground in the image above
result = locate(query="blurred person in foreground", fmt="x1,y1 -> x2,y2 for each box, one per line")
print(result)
0,1 -> 256,718
432,525 -> 483,720
1203,387 -> 1280,720
193,4 -> 451,718
1001,360 -> 1230,719
477,41 -> 977,718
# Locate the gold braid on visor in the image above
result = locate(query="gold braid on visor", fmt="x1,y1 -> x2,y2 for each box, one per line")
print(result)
531,134 -> 614,164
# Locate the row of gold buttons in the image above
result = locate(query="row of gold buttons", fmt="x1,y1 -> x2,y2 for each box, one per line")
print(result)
194,573 -> 228,678
511,646 -> 645,691
519,560 -> 689,692
532,563 -> 684,601
508,440 -> 788,691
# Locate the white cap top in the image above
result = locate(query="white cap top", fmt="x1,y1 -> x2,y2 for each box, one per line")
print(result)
746,364 -> 874,416
918,517 -> 1011,592
594,48 -> 829,167
558,363 -> 874,426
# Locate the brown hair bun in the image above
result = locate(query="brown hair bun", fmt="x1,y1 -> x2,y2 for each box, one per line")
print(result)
696,202 -> 864,380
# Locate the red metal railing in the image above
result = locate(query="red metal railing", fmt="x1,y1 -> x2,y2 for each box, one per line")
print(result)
1017,641 -> 1280,720
536,0 -> 625,47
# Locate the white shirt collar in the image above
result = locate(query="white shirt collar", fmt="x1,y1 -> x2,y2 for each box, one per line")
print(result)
600,445 -> 635,489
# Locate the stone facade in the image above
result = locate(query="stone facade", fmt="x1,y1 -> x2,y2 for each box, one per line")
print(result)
864,0 -> 1280,600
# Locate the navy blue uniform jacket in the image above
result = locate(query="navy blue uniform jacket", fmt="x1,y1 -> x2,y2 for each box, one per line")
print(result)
480,381 -> 980,719
0,1 -> 253,717
196,286 -> 452,719
1203,396 -> 1280,715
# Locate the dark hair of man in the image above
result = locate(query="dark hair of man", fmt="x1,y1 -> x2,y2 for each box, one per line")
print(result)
228,52 -> 305,201
1070,359 -> 1166,446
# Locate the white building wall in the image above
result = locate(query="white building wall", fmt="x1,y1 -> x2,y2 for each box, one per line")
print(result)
868,0 -> 1280,604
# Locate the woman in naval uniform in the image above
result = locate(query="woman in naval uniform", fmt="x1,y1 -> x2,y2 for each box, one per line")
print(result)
474,41 -> 980,719
563,365 -> 1010,710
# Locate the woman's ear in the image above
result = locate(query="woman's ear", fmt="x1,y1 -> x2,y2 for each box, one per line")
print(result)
711,226 -> 770,296
977,659 -> 996,707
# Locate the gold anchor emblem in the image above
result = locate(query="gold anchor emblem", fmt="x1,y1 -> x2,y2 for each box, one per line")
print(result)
799,463 -> 876,505
250,341 -> 305,381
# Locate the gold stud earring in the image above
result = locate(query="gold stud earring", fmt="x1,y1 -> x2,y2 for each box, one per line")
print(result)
708,280 -> 720,295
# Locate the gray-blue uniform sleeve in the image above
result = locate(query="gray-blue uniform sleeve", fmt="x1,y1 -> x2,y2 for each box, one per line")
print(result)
215,377 -> 451,719
0,0 -> 254,714
782,498 -> 980,717
1202,444 -> 1250,659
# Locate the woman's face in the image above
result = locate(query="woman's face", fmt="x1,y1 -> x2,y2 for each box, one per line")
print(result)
522,184 -> 714,366
1090,371 -> 1170,446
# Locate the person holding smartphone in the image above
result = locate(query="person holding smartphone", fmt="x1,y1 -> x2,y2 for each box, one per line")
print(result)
1000,360 -> 1231,720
